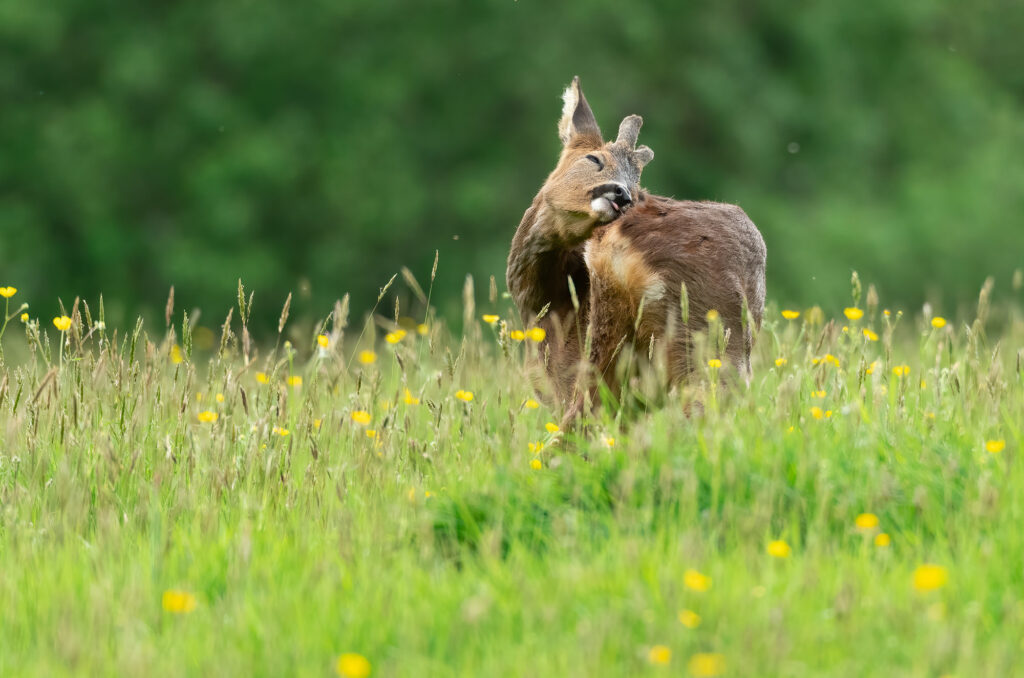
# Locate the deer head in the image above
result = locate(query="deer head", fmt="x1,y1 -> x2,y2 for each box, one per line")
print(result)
541,76 -> 655,243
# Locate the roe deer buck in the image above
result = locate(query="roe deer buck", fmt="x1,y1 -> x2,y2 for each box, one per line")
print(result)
506,77 -> 766,425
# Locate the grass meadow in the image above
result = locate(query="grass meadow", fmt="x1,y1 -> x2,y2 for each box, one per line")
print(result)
1,272 -> 1023,677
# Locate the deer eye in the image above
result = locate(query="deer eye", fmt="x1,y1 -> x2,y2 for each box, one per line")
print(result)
584,154 -> 603,170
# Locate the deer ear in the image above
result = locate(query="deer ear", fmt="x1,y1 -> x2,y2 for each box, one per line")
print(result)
558,76 -> 602,146
635,145 -> 654,167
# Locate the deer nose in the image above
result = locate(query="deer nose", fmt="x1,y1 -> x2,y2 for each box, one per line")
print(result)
593,183 -> 633,208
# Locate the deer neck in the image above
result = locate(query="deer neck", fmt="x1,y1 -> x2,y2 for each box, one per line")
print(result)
507,198 -> 591,322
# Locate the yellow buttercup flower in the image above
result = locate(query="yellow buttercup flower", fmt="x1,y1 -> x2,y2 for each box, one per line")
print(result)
865,361 -> 879,375
0,286 -> 16,298
824,354 -> 840,367
385,330 -> 406,344
359,350 -> 377,365
810,406 -> 824,420
351,410 -> 371,426
912,564 -> 948,592
455,390 -> 474,402
530,458 -> 542,470
678,609 -> 701,629
687,653 -> 725,677
892,365 -> 910,377
335,653 -> 371,678
524,399 -> 539,409
767,540 -> 791,558
812,390 -> 826,398
256,372 -> 269,384
197,411 -> 218,423
287,375 -> 303,387
317,334 -> 329,348
683,569 -> 712,592
526,327 -> 546,342
844,307 -> 864,320
313,419 -> 322,430
855,513 -> 879,531
404,388 -> 420,405
604,437 -> 616,448
20,312 -> 29,322
416,323 -> 428,335
985,439 -> 1006,454
365,429 -> 376,439
527,442 -> 544,454
509,330 -> 526,342
214,393 -> 224,403
707,359 -> 722,369
545,422 -> 560,433
775,357 -> 787,367
705,309 -> 719,321
875,533 -> 891,547
272,426 -> 289,437
170,345 -> 184,364
482,314 -> 500,325
931,316 -> 947,329
53,315 -> 72,331
161,590 -> 197,614
862,328 -> 879,341
781,309 -> 800,320
648,645 -> 672,665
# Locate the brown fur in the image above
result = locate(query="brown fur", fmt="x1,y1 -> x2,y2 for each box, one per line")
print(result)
506,77 -> 766,424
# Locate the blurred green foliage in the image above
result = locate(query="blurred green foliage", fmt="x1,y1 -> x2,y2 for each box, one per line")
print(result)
2,0 -> 1022,328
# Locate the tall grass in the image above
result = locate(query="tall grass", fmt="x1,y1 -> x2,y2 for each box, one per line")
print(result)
1,273 -> 1022,677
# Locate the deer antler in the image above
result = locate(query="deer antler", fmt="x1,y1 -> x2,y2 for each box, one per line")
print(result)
615,115 -> 643,149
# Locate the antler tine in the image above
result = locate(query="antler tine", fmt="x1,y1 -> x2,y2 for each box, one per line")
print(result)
616,115 -> 643,149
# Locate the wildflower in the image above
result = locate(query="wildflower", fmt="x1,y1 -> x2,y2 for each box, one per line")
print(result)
20,312 -> 29,322
707,359 -> 722,369
358,350 -> 377,365
767,540 -> 791,558
404,388 -> 420,405
892,365 -> 910,377
530,458 -> 542,470
170,345 -> 184,364
272,426 -> 290,437
161,590 -> 197,614
605,437 -> 616,448
931,317 -> 947,329
687,653 -> 725,677
678,609 -> 701,629
335,653 -> 371,678
875,533 -> 891,547
912,564 -> 948,592
545,422 -> 560,433
53,316 -> 72,331
256,372 -> 269,384
528,442 -> 544,454
385,330 -> 406,344
524,398 -> 540,409
781,309 -> 800,320
365,429 -> 376,439
812,390 -> 826,398
527,327 -> 546,342
883,309 -> 891,317
351,411 -> 371,426
287,375 -> 303,387
455,390 -> 474,402
683,569 -> 712,592
775,357 -> 787,367
0,286 -> 16,298
482,314 -> 500,324
810,406 -> 824,420
862,328 -> 879,341
317,334 -> 329,348
824,354 -> 840,367
985,439 -> 1006,454
865,361 -> 879,375
855,513 -> 880,531
416,323 -> 429,335
509,330 -> 526,341
215,393 -> 224,403
648,645 -> 672,666
313,419 -> 322,429
706,309 -> 719,321
197,411 -> 218,423
844,307 -> 864,320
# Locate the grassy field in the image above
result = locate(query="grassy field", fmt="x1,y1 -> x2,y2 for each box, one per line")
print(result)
1,274 -> 1023,677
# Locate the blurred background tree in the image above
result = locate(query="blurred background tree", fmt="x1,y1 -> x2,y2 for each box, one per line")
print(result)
2,0 -> 1022,330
